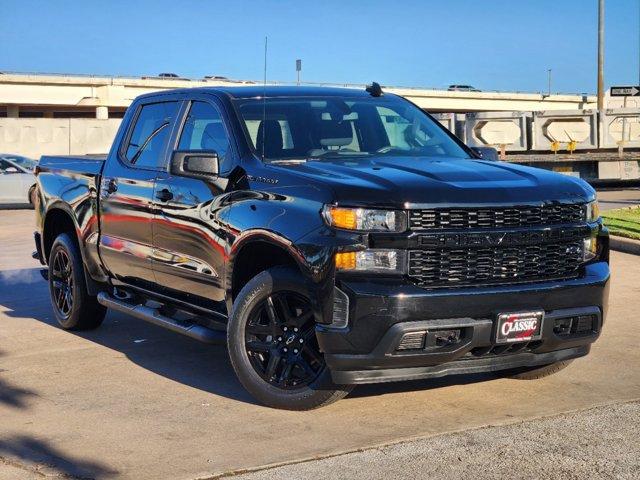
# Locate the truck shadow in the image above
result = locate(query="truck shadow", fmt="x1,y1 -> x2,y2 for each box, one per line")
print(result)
0,267 -> 498,407
0,435 -> 118,479
0,350 -> 37,410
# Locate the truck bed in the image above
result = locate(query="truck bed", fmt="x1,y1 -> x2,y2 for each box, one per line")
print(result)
39,154 -> 107,177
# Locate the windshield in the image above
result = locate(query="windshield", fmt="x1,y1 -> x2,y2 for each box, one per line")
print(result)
2,155 -> 37,171
234,95 -> 470,161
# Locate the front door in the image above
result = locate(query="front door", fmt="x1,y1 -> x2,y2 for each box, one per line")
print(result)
0,159 -> 27,204
152,99 -> 234,314
99,100 -> 180,289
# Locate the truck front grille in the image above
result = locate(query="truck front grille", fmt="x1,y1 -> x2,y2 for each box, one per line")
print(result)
409,204 -> 585,230
408,240 -> 583,288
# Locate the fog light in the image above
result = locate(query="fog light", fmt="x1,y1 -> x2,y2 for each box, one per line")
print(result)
425,329 -> 461,348
554,317 -> 573,335
434,329 -> 461,346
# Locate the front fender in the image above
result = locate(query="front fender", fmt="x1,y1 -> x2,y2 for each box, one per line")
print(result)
225,191 -> 365,324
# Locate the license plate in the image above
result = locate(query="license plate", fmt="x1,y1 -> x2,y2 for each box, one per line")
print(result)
495,311 -> 544,344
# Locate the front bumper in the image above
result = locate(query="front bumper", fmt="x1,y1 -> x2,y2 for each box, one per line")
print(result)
317,261 -> 610,384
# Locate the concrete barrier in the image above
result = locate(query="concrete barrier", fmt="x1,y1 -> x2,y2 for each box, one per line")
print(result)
0,118 -> 121,159
69,119 -> 121,155
598,160 -> 640,180
431,113 -> 465,142
464,111 -> 530,152
532,110 -> 598,151
600,108 -> 640,149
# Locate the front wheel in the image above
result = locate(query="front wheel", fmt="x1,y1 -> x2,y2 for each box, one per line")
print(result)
227,266 -> 353,410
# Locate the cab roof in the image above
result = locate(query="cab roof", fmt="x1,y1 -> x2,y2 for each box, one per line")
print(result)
140,85 -> 378,101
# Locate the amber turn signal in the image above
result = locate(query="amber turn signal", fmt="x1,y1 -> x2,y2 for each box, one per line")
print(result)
326,207 -> 358,230
335,251 -> 356,270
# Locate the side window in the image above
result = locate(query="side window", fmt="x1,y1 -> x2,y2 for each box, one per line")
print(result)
0,160 -> 18,174
124,101 -> 179,169
178,101 -> 231,171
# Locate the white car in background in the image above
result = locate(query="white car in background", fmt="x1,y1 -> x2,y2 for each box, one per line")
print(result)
0,154 -> 38,207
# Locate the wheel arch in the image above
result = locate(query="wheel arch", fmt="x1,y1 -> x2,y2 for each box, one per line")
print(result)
42,204 -> 103,295
227,231 -> 309,310
42,205 -> 79,263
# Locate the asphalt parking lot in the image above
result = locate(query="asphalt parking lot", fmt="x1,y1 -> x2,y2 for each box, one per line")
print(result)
1,209 -> 639,479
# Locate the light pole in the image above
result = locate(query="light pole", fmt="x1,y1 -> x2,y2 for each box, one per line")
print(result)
547,68 -> 552,96
597,0 -> 605,110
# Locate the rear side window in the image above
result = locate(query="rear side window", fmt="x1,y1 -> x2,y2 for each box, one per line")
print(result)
124,101 -> 179,169
178,101 -> 231,171
0,159 -> 14,173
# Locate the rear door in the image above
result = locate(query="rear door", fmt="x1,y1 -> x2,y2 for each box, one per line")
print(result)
151,97 -> 235,313
99,99 -> 181,289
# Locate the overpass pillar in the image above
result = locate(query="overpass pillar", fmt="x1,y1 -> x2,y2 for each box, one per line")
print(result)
96,106 -> 109,120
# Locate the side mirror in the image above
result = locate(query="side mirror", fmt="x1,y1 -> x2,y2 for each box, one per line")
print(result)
470,146 -> 499,161
171,151 -> 219,178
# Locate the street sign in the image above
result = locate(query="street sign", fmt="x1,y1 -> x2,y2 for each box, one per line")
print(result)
296,59 -> 302,72
610,86 -> 640,97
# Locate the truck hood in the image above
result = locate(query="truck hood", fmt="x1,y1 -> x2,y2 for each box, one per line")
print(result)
270,156 -> 595,208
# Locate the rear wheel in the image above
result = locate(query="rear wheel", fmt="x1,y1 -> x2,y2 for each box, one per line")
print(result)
227,266 -> 353,410
48,233 -> 106,330
506,360 -> 574,380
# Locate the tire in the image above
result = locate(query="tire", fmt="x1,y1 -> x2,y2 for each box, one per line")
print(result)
506,360 -> 574,380
48,233 -> 106,330
227,266 -> 353,410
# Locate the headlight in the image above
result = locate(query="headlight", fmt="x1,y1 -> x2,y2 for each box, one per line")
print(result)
585,200 -> 600,222
335,249 -> 406,274
323,206 -> 407,232
584,237 -> 598,262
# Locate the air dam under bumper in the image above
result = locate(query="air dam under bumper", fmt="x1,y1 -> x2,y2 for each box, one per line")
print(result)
318,261 -> 609,385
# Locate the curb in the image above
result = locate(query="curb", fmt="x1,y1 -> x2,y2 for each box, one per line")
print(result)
610,235 -> 640,256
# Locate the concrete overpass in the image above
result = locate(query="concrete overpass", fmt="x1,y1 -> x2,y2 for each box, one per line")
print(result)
0,72 -> 597,120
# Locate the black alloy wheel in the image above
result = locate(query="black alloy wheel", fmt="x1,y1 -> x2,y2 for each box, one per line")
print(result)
48,233 -> 106,330
245,291 -> 324,389
227,266 -> 353,410
50,248 -> 74,318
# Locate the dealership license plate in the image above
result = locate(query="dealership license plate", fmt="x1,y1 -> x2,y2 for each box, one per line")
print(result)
495,311 -> 544,344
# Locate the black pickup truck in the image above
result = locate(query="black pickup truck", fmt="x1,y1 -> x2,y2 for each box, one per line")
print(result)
34,85 -> 610,410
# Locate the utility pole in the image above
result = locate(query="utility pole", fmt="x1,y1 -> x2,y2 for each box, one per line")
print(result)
547,69 -> 552,97
597,0 -> 605,110
296,59 -> 302,86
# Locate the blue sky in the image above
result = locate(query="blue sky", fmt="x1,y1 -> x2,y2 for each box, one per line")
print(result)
0,0 -> 637,93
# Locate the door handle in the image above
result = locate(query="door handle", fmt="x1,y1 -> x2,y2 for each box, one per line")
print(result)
155,188 -> 173,202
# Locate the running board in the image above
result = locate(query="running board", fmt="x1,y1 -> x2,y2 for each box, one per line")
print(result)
96,292 -> 226,344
